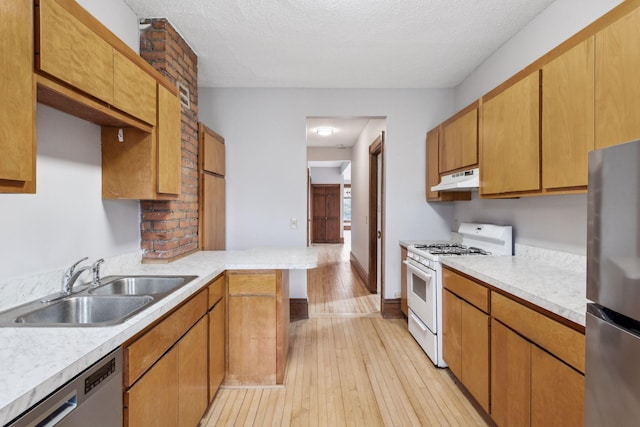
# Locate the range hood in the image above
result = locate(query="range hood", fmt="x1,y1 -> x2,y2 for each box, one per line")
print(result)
431,168 -> 479,192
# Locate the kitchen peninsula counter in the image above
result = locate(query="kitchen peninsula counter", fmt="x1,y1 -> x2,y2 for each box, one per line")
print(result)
0,247 -> 318,425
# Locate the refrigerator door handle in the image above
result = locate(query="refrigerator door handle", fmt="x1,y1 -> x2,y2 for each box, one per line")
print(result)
588,303 -> 640,338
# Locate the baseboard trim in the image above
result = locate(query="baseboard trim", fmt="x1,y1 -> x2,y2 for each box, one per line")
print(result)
290,298 -> 309,321
381,298 -> 403,319
349,252 -> 369,286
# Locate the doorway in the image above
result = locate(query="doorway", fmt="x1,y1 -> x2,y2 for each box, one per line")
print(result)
310,184 -> 342,244
368,133 -> 384,296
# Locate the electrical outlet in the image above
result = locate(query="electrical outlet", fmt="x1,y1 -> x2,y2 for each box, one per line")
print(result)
394,292 -> 401,298
290,217 -> 297,229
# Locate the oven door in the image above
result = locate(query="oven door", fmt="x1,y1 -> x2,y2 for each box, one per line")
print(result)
404,260 -> 437,333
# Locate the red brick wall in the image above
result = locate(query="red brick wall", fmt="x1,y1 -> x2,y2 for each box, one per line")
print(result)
139,19 -> 199,261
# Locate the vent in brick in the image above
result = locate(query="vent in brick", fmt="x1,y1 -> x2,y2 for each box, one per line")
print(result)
177,81 -> 190,109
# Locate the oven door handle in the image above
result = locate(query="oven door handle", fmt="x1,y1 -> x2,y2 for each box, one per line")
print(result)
404,260 -> 432,280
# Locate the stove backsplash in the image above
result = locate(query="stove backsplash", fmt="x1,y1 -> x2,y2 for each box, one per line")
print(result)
515,243 -> 585,273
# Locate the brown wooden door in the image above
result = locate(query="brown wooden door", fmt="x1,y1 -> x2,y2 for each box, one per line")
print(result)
178,317 -> 208,427
311,184 -> 341,243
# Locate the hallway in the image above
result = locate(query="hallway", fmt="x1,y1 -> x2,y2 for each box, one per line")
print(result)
201,235 -> 488,426
307,232 -> 380,316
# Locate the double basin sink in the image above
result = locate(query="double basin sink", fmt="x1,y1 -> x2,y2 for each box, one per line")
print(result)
0,275 -> 198,327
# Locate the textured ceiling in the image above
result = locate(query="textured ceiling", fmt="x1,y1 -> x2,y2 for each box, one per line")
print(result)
123,0 -> 555,88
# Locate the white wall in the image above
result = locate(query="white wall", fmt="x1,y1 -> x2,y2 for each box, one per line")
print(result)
199,88 -> 456,299
451,0 -> 623,255
455,0 -> 623,109
309,167 -> 344,185
307,147 -> 351,162
0,0 -> 141,280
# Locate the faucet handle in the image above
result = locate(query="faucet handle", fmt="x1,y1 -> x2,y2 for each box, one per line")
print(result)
91,258 -> 104,286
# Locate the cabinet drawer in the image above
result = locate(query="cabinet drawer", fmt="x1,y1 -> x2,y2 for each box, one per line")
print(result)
228,272 -> 276,295
124,290 -> 207,386
208,275 -> 225,309
491,292 -> 585,373
443,268 -> 489,312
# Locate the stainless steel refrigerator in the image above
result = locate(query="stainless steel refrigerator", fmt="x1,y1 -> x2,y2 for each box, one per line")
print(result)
586,139 -> 640,426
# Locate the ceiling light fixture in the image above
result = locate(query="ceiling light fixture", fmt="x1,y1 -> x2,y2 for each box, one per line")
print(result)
316,127 -> 334,136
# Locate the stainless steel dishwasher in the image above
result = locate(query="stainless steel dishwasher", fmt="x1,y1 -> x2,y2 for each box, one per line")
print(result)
8,348 -> 122,427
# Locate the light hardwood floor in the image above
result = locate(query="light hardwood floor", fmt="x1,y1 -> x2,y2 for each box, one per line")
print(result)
202,233 -> 488,426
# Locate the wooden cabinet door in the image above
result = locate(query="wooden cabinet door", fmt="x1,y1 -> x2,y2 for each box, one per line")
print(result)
542,37 -> 594,190
157,84 -> 181,195
125,347 -> 179,427
228,295 -> 277,385
202,174 -> 226,250
113,50 -> 157,125
531,345 -> 584,427
208,297 -> 225,401
0,0 -> 35,192
461,301 -> 489,412
201,124 -> 225,176
595,7 -> 640,149
441,108 -> 478,173
442,289 -> 462,379
481,72 -> 540,195
491,319 -> 531,427
178,317 -> 208,427
38,0 -> 114,104
426,129 -> 441,201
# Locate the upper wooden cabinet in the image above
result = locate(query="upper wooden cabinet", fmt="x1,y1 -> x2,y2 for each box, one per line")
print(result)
542,37 -> 594,191
595,6 -> 640,149
102,86 -> 181,200
426,128 -> 471,202
0,0 -> 35,193
199,124 -> 226,249
481,72 -> 541,196
37,0 -> 115,105
157,85 -> 182,195
201,125 -> 225,176
440,105 -> 478,174
113,50 -> 157,125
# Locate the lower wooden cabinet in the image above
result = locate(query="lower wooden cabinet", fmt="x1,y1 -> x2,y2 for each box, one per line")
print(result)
123,290 -> 208,427
531,345 -> 584,427
442,289 -> 490,412
178,317 -> 209,427
226,270 -> 290,386
125,346 -> 179,426
491,318 -> 585,427
208,276 -> 226,401
491,319 -> 531,427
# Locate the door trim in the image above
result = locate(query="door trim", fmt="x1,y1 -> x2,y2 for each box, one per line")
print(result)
368,132 -> 384,295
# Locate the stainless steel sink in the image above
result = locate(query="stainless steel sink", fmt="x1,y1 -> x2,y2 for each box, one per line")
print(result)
0,274 -> 198,327
90,276 -> 193,296
14,295 -> 153,326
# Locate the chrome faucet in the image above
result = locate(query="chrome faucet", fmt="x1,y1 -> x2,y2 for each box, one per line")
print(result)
61,257 -> 101,296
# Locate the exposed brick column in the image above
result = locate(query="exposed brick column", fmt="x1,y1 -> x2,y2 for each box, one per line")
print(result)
139,19 -> 199,262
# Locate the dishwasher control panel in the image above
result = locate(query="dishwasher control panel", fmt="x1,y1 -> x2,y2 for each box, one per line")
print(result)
85,356 -> 116,394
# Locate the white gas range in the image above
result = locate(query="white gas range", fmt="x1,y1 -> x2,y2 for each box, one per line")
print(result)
404,223 -> 513,367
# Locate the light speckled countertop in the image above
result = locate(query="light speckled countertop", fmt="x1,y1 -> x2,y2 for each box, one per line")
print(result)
440,256 -> 586,327
0,248 -> 317,425
399,240 -> 587,327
